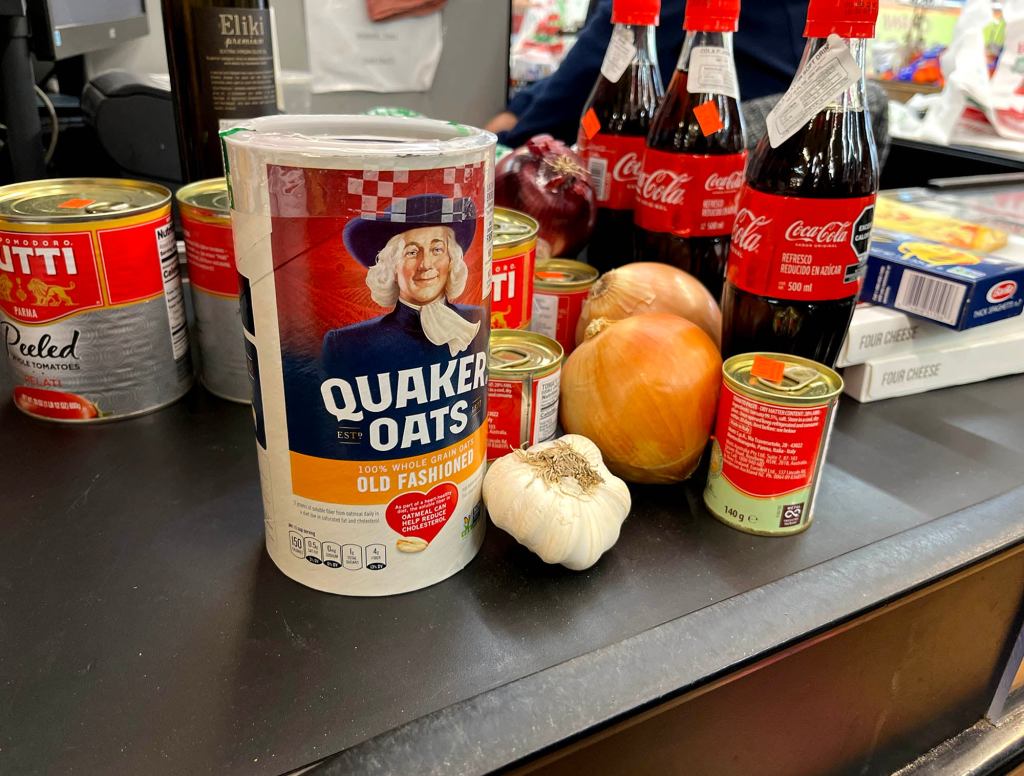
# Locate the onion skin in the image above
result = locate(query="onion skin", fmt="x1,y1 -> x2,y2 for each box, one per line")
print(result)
560,313 -> 721,484
494,134 -> 596,257
575,262 -> 721,349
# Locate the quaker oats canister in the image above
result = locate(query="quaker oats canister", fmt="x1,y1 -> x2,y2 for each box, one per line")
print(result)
222,115 -> 494,596
0,178 -> 191,421
177,178 -> 249,403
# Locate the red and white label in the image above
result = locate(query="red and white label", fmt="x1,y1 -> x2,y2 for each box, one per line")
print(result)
715,382 -> 830,498
0,216 -> 170,324
577,132 -> 647,210
182,216 -> 238,297
486,369 -> 560,461
727,187 -> 876,301
384,483 -> 458,544
531,286 -> 589,356
491,244 -> 536,330
634,150 -> 747,237
987,279 -> 1018,304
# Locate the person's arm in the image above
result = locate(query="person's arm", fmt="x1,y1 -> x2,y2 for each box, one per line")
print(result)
497,0 -> 614,148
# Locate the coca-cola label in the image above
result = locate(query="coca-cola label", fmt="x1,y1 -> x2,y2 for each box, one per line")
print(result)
727,187 -> 877,302
577,132 -> 648,210
634,150 -> 748,237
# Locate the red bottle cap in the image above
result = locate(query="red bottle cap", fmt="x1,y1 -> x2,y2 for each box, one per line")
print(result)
804,0 -> 879,39
684,0 -> 740,32
611,0 -> 660,26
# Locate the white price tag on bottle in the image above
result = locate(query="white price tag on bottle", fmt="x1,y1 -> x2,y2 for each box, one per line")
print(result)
601,26 -> 636,84
766,35 -> 862,148
686,46 -> 739,99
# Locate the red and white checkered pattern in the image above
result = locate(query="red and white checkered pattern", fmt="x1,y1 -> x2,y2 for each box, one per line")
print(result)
346,163 -> 482,222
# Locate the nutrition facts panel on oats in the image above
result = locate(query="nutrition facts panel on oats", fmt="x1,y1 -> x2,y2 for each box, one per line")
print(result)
289,533 -> 388,571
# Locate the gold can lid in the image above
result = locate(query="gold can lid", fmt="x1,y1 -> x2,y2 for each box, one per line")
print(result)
534,258 -> 600,291
0,178 -> 171,222
723,352 -> 843,404
494,207 -> 539,250
176,178 -> 230,215
488,329 -> 563,378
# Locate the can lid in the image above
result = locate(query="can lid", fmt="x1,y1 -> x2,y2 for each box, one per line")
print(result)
494,207 -> 539,250
0,178 -> 170,222
804,0 -> 879,39
611,0 -> 660,26
176,178 -> 230,215
684,0 -> 740,32
534,258 -> 600,291
488,330 -> 563,378
723,352 -> 843,403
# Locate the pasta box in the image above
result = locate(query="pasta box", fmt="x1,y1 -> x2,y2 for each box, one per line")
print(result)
860,229 -> 1024,331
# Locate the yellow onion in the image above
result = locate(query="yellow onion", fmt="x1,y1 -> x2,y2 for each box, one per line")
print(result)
575,262 -> 721,348
561,313 -> 721,484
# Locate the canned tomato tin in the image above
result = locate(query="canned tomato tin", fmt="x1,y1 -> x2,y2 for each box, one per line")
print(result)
177,178 -> 249,403
704,353 -> 843,536
491,207 -> 538,330
530,258 -> 599,356
223,115 -> 492,596
0,178 -> 191,422
487,329 -> 563,461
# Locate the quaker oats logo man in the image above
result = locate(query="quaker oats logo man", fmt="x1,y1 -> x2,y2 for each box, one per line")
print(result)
321,193 -> 483,376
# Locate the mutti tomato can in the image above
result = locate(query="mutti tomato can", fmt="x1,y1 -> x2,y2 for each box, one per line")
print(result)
177,178 -> 249,403
0,178 -> 191,422
487,330 -> 562,461
491,207 -> 538,330
704,353 -> 842,537
222,115 -> 493,596
530,258 -> 598,356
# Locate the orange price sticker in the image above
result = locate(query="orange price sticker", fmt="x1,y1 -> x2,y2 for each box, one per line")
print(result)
694,100 -> 724,137
581,108 -> 601,140
58,198 -> 96,209
536,271 -> 570,281
751,355 -> 786,384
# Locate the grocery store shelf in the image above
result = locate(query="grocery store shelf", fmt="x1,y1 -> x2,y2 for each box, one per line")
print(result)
2,374 -> 1023,775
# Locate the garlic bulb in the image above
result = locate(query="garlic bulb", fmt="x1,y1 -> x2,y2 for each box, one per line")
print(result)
483,434 -> 631,571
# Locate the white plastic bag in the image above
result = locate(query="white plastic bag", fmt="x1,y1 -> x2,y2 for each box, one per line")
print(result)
909,0 -> 1024,146
304,0 -> 443,94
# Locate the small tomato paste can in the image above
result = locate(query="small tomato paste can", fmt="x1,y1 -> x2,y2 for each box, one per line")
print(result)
0,178 -> 191,422
530,258 -> 599,356
177,178 -> 249,403
704,353 -> 843,536
487,329 -> 562,461
491,207 -> 538,330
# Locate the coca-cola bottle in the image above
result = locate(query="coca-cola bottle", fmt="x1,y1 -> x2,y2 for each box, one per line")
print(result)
577,0 -> 663,272
721,0 -> 879,367
634,0 -> 746,299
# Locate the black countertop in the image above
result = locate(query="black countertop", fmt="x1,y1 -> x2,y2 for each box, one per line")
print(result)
2,374 -> 1023,776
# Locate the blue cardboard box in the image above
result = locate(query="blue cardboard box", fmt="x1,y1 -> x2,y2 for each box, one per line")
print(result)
862,229 -> 1024,330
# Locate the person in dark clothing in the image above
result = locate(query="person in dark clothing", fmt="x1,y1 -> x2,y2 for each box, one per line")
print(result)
489,0 -> 810,148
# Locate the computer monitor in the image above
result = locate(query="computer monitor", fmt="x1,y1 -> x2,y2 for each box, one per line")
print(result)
29,0 -> 148,61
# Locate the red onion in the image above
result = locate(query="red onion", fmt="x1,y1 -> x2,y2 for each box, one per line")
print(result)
494,134 -> 596,258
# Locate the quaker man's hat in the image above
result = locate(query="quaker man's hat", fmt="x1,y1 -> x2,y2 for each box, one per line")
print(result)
343,193 -> 477,268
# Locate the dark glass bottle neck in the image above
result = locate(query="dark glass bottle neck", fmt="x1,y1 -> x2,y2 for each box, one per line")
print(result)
677,30 -> 733,71
613,23 -> 659,68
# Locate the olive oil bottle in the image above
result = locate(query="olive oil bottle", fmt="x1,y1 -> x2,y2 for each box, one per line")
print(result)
161,0 -> 278,181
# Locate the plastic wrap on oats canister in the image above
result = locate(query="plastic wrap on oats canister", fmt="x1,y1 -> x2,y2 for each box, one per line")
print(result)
222,115 -> 495,596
